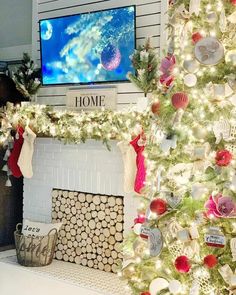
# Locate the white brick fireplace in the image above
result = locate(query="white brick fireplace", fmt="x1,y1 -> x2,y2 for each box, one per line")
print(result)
23,138 -> 137,236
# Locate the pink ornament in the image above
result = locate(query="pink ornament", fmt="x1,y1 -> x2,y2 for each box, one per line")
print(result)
134,214 -> 146,225
175,256 -> 191,273
215,149 -> 232,167
205,194 -> 236,218
230,0 -> 236,5
171,92 -> 189,109
159,55 -> 176,88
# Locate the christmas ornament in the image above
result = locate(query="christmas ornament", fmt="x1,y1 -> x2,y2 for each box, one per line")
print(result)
160,134 -> 177,154
205,227 -> 226,248
149,228 -> 163,257
215,149 -> 232,167
203,254 -> 218,268
192,267 -> 214,294
172,92 -> 189,109
141,292 -> 151,295
183,59 -> 199,73
150,198 -> 167,215
230,0 -> 236,6
140,226 -> 151,239
228,75 -> 236,92
101,44 -> 121,71
177,228 -> 191,242
194,37 -> 224,66
213,83 -> 226,100
164,191 -> 182,208
205,194 -> 236,218
225,49 -> 236,65
184,73 -> 197,87
151,101 -> 160,115
228,11 -> 236,23
133,223 -> 143,235
189,0 -> 201,16
167,163 -> 193,185
230,238 -> 236,261
149,278 -> 169,295
206,12 -> 218,23
168,280 -> 182,294
213,119 -> 231,144
160,55 -> 176,88
192,32 -> 203,44
174,255 -> 191,273
189,225 -> 199,239
218,264 -> 236,292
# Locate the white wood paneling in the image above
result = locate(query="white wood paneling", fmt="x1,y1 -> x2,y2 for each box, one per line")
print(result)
32,0 -> 166,108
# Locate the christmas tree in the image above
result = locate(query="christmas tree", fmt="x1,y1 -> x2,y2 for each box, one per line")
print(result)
13,53 -> 41,100
122,0 -> 236,294
127,38 -> 159,97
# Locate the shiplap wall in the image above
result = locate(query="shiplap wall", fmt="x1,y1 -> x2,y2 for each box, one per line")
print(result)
32,0 -> 167,109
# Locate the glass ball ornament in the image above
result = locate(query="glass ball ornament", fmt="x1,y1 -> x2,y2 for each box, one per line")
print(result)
149,278 -> 169,295
169,280 -> 182,294
184,73 -> 197,87
206,12 -> 218,23
183,59 -> 200,73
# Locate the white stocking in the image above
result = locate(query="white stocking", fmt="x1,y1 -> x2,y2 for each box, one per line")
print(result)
17,126 -> 36,178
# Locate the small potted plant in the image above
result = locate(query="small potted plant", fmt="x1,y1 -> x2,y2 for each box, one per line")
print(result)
127,38 -> 159,111
13,53 -> 41,103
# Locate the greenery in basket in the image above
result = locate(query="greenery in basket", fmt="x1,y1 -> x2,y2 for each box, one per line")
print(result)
13,53 -> 41,100
127,38 -> 159,97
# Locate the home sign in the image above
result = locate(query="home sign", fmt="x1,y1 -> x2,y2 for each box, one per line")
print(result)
66,87 -> 117,110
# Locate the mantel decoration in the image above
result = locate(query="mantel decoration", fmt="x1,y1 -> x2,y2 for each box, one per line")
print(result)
12,53 -> 41,101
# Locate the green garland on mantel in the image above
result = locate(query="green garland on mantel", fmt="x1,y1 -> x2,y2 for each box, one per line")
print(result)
0,104 -> 151,149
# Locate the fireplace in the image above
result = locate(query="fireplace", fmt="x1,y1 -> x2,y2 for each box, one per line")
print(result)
23,139 -> 138,275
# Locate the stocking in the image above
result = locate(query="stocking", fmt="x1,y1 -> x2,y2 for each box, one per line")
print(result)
7,126 -> 24,178
130,134 -> 146,194
18,126 -> 36,178
117,141 -> 137,193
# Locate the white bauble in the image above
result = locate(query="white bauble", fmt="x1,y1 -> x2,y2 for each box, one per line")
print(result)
149,278 -> 169,295
133,223 -> 142,235
184,74 -> 197,87
169,280 -> 182,294
183,59 -> 199,73
225,50 -> 236,65
207,12 -> 218,23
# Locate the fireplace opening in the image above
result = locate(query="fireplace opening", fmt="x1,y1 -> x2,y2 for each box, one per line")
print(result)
52,189 -> 124,273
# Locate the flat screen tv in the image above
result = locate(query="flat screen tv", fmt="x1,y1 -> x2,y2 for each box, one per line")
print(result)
39,6 -> 136,85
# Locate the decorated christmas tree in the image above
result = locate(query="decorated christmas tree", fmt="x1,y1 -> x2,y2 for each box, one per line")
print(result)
13,53 -> 41,100
122,0 -> 236,294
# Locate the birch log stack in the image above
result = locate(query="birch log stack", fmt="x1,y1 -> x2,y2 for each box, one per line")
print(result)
52,190 -> 124,273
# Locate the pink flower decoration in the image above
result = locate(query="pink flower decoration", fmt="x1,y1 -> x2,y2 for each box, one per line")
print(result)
159,55 -> 176,87
205,194 -> 236,218
134,214 -> 146,225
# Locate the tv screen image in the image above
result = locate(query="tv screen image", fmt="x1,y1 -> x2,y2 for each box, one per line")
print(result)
39,6 -> 136,85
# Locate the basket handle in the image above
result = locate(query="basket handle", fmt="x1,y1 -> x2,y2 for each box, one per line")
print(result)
16,223 -> 23,232
48,228 -> 58,236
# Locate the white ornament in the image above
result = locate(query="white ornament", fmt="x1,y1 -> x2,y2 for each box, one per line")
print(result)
160,135 -> 177,154
169,280 -> 182,294
228,75 -> 236,92
149,278 -> 169,295
189,0 -> 201,16
226,50 -> 236,65
206,12 -> 218,23
213,119 -> 231,144
230,94 -> 236,106
183,59 -> 199,73
213,84 -> 226,99
189,225 -> 199,239
191,183 -> 208,199
220,8 -> 227,33
194,37 -> 224,66
184,73 -> 197,87
167,163 -> 193,185
133,223 -> 142,235
177,228 -> 191,242
230,238 -> 236,262
228,11 -> 236,24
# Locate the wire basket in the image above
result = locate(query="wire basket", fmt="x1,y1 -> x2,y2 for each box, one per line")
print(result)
14,223 -> 58,267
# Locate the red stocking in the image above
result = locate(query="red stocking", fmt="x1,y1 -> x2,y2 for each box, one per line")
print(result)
8,126 -> 24,178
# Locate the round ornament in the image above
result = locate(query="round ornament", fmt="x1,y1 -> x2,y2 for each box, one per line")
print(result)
203,254 -> 218,268
228,75 -> 236,92
133,223 -> 142,235
194,37 -> 224,66
206,12 -> 218,23
169,280 -> 182,294
151,101 -> 161,115
183,59 -> 199,73
149,278 -> 169,295
225,50 -> 236,65
141,292 -> 151,295
174,255 -> 191,273
171,92 -> 189,109
192,32 -> 203,44
150,198 -> 167,215
184,74 -> 197,87
230,0 -> 236,5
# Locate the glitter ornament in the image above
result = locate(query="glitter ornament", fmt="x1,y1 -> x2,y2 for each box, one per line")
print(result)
175,256 -> 191,273
192,32 -> 203,44
151,101 -> 161,115
169,280 -> 182,294
203,254 -> 218,268
183,59 -> 199,73
171,92 -> 189,109
141,292 -> 151,295
150,198 -> 167,215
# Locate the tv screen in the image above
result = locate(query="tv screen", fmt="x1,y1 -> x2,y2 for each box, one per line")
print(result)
39,6 -> 136,85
